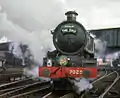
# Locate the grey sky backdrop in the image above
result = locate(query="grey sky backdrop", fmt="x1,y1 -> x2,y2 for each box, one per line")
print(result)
0,0 -> 119,63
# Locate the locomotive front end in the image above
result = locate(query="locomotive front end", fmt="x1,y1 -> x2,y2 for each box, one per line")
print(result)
39,11 -> 97,92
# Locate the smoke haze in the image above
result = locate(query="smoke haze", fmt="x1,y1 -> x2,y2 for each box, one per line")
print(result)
90,33 -> 107,58
0,0 -> 66,80
0,0 -> 66,64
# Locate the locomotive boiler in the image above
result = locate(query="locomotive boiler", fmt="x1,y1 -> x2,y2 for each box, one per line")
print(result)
39,11 -> 97,91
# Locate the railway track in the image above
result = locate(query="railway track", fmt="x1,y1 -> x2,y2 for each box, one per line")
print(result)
0,67 -> 52,98
92,69 -> 108,84
0,68 -> 116,98
0,80 -> 51,98
0,78 -> 37,94
81,71 -> 119,98
0,72 -> 26,84
42,69 -> 108,98
0,67 -> 25,84
42,91 -> 76,98
42,69 -> 120,98
97,70 -> 107,78
100,77 -> 120,98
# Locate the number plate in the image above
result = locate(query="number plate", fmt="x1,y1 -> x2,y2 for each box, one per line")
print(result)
69,69 -> 83,75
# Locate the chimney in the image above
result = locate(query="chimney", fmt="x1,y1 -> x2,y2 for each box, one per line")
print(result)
65,11 -> 78,21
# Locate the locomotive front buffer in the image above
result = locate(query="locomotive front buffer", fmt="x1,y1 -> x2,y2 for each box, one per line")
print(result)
39,58 -> 97,79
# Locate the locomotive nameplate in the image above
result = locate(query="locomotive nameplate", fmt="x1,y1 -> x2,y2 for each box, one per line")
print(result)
61,25 -> 77,35
61,28 -> 77,34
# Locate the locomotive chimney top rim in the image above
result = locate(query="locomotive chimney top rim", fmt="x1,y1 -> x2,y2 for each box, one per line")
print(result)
65,11 -> 78,16
65,11 -> 78,21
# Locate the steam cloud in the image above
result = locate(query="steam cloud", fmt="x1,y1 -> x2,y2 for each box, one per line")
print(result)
91,33 -> 120,60
90,33 -> 107,58
106,52 -> 120,60
69,78 -> 93,94
23,66 -> 51,81
0,0 -> 66,80
0,0 -> 72,63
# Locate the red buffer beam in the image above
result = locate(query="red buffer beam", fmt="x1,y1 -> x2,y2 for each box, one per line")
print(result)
38,67 -> 97,78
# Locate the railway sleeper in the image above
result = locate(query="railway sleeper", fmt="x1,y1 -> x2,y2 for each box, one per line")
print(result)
102,80 -> 115,82
83,88 -> 107,98
109,90 -> 120,95
106,94 -> 120,98
105,89 -> 120,98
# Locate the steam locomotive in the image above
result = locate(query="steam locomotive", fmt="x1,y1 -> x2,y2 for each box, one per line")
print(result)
39,11 -> 97,90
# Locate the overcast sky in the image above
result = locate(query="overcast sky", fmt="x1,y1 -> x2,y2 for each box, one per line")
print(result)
0,0 -> 120,63
64,0 -> 120,29
0,0 -> 120,30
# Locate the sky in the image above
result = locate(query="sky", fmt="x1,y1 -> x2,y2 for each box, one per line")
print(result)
0,0 -> 120,30
0,0 -> 120,63
63,0 -> 120,29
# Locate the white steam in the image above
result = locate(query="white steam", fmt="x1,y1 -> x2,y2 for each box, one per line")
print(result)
0,0 -> 66,64
106,52 -> 120,60
23,66 -> 39,79
69,78 -> 93,94
90,33 -> 107,58
23,66 -> 51,81
94,39 -> 107,58
0,0 -> 66,80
